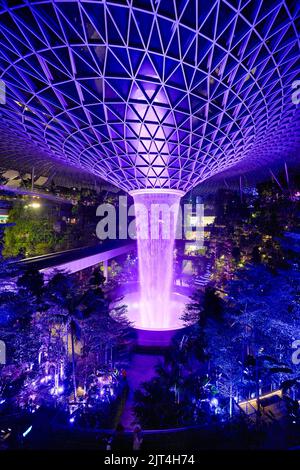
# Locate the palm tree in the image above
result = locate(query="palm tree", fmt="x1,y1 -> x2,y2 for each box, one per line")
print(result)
44,270 -> 132,401
44,272 -> 85,401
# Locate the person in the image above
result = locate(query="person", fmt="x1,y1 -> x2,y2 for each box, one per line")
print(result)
103,434 -> 113,451
132,425 -> 143,451
112,423 -> 127,451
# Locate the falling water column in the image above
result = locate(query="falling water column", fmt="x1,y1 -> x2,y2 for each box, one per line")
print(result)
130,189 -> 184,330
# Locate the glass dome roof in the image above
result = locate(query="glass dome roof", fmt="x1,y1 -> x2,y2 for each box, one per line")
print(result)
0,0 -> 299,192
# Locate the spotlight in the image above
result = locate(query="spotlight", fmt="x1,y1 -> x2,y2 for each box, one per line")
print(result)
23,426 -> 32,438
28,202 -> 41,209
210,398 -> 219,407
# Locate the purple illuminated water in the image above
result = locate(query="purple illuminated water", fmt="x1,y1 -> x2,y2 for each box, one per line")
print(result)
121,291 -> 188,331
131,190 -> 183,329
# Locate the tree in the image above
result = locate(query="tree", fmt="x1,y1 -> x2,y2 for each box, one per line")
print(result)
80,278 -> 132,374
182,289 -> 203,327
203,315 -> 248,416
182,286 -> 224,363
226,264 -> 300,369
0,268 -> 45,368
202,286 -> 224,324
43,270 -> 132,399
204,263 -> 300,409
17,267 -> 44,301
0,256 -> 20,293
89,266 -> 106,291
44,272 -> 85,401
3,202 -> 55,257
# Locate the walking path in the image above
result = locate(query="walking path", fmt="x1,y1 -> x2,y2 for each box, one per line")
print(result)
121,352 -> 163,430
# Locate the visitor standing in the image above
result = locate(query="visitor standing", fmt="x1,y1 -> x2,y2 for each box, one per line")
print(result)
132,425 -> 143,451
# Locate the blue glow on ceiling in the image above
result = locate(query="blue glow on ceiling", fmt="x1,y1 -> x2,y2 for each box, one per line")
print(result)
0,0 -> 299,192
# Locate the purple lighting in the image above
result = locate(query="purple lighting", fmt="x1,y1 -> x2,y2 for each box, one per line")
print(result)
130,189 -> 184,329
121,291 -> 188,333
0,1 -> 299,332
0,1 -> 299,191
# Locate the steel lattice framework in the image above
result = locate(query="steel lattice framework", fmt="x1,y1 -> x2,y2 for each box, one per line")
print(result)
0,0 -> 299,192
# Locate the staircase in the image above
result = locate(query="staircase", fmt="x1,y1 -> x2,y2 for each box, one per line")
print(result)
194,264 -> 212,287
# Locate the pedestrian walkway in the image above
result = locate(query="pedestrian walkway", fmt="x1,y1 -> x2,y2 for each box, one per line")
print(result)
238,390 -> 288,427
120,352 -> 163,430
